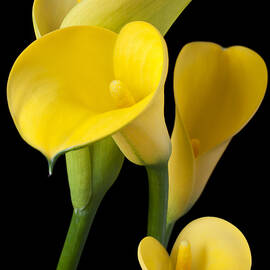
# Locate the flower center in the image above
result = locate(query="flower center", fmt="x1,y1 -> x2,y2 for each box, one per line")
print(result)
109,80 -> 135,108
77,0 -> 81,2
191,138 -> 200,158
175,240 -> 192,270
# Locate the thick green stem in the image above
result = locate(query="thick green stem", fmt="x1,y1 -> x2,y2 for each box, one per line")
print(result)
165,221 -> 175,248
146,164 -> 169,246
57,138 -> 124,270
57,196 -> 101,270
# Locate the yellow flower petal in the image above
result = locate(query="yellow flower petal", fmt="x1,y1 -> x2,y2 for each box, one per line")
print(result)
138,236 -> 171,270
8,22 -> 169,166
188,139 -> 230,208
168,133 -> 230,223
167,111 -> 195,222
33,0 -> 78,38
168,42 -> 268,223
8,26 -> 116,161
170,217 -> 252,270
61,0 -> 191,35
114,22 -> 166,103
112,22 -> 170,165
174,42 -> 267,155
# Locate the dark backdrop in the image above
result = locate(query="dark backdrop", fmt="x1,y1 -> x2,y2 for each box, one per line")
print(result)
1,0 -> 269,269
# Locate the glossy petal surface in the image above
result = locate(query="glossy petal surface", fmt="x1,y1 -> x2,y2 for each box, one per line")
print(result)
114,22 -> 166,102
168,111 -> 195,221
138,236 -> 171,270
8,22 -> 167,164
168,42 -> 267,223
174,42 -> 267,154
112,22 -> 170,165
170,217 -> 252,270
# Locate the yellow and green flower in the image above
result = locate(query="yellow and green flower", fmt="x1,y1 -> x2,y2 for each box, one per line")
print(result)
33,0 -> 191,38
7,1 -> 267,267
8,21 -> 170,169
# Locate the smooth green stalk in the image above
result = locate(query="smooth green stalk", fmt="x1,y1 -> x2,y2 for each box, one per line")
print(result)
146,164 -> 169,246
56,196 -> 101,270
165,221 -> 175,248
57,138 -> 124,270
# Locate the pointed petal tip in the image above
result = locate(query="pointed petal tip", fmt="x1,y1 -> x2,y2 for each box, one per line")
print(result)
47,156 -> 58,176
48,160 -> 54,176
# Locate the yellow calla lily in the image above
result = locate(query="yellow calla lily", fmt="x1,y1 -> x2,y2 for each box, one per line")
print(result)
168,42 -> 268,224
7,21 -> 170,168
138,217 -> 251,270
33,0 -> 191,38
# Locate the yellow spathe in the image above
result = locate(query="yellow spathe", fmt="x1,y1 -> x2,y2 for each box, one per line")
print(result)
168,42 -> 268,224
32,0 -> 191,38
138,217 -> 251,270
112,22 -> 170,165
32,0 -> 78,38
7,22 -> 170,166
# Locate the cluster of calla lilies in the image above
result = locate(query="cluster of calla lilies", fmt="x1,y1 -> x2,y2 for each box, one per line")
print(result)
7,0 -> 267,269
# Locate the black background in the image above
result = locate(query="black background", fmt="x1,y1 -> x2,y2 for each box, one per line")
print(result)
1,0 -> 269,269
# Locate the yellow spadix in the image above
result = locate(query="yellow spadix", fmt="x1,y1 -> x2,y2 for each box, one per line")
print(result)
168,42 -> 267,224
7,22 -> 170,167
138,217 -> 251,270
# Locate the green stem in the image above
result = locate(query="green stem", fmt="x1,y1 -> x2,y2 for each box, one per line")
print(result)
65,147 -> 92,210
57,138 -> 124,270
165,221 -> 175,248
57,196 -> 102,270
146,164 -> 169,246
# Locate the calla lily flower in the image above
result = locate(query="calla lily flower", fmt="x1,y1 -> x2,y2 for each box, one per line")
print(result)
7,21 -> 170,169
33,0 -> 191,38
168,42 -> 267,224
138,217 -> 251,270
